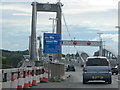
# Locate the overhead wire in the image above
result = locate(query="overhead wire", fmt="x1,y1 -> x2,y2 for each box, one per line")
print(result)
62,13 -> 80,55
62,13 -> 73,41
60,2 -> 80,56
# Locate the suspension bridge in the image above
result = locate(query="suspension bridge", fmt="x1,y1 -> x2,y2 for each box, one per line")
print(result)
1,1 -> 120,90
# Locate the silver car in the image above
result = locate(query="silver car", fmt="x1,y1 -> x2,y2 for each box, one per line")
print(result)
83,57 -> 112,84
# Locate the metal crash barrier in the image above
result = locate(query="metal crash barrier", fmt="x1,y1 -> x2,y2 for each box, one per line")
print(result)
48,62 -> 65,79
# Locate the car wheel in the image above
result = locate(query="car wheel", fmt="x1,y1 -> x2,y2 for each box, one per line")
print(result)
83,78 -> 87,84
108,78 -> 112,84
116,73 -> 118,75
81,65 -> 84,67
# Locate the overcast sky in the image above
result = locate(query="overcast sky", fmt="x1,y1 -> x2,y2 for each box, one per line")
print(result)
0,0 -> 119,56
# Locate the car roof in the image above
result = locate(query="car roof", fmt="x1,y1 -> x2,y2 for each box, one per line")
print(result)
87,56 -> 107,59
68,64 -> 74,66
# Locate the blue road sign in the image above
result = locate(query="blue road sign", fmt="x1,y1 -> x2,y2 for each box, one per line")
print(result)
43,33 -> 60,54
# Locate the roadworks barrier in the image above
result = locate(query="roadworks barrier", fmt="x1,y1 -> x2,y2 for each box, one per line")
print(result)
2,67 -> 49,88
28,71 -> 32,87
17,72 -> 23,90
11,72 -> 16,88
32,68 -> 37,86
40,69 -> 48,83
23,71 -> 29,88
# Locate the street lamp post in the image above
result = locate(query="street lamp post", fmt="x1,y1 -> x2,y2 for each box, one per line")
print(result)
116,26 -> 120,76
97,33 -> 103,56
41,31 -> 48,34
37,36 -> 42,61
49,18 -> 57,33
74,37 -> 76,60
41,30 -> 48,57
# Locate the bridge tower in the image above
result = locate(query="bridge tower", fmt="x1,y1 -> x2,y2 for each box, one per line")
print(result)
30,1 -> 63,64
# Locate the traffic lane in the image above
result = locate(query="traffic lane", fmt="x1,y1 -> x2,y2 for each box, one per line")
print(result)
64,66 -> 82,83
32,66 -> 118,89
31,83 -> 118,89
65,66 -> 118,88
32,78 -> 118,89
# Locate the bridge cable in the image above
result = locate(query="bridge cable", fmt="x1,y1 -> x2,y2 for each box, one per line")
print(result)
62,13 -> 80,56
61,7 -> 89,61
62,13 -> 73,41
59,2 -> 80,56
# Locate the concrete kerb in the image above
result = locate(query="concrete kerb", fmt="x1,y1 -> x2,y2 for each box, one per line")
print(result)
61,73 -> 71,80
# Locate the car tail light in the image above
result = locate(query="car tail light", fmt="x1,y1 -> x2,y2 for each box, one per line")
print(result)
108,70 -> 111,72
107,60 -> 110,65
83,70 -> 87,72
85,61 -> 88,66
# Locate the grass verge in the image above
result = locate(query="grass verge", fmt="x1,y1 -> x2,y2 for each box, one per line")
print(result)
49,77 -> 65,82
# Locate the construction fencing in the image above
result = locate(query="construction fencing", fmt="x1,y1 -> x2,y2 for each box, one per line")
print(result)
1,66 -> 47,89
1,62 -> 65,89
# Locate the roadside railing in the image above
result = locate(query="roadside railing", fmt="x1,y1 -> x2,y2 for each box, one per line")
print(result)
1,66 -> 47,88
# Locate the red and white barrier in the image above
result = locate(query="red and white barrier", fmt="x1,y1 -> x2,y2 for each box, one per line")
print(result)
17,72 -> 22,89
40,69 -> 48,83
32,68 -> 37,86
11,73 -> 15,88
23,71 -> 29,88
43,69 -> 48,82
28,71 -> 32,87
2,66 -> 45,88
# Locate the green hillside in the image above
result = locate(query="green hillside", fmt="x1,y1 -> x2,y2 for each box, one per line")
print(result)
1,49 -> 29,69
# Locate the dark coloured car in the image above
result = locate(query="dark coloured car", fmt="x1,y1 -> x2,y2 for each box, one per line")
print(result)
110,60 -> 118,75
111,66 -> 118,75
66,65 -> 75,72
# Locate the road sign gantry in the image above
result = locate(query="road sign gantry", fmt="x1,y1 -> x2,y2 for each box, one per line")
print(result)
60,40 -> 101,46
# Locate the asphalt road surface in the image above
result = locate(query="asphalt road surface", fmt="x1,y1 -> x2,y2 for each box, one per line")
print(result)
32,66 -> 119,89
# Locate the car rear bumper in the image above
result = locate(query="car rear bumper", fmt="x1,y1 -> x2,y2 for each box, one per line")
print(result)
111,68 -> 118,73
66,68 -> 75,71
83,73 -> 112,80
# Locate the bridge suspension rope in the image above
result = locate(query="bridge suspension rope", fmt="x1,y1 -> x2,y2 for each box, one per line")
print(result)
62,13 -> 73,41
62,13 -> 80,55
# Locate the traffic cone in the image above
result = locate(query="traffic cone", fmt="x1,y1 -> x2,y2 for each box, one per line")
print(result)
39,68 -> 44,83
40,69 -> 48,83
32,69 -> 37,86
43,69 -> 48,82
11,73 -> 15,88
17,72 -> 23,90
40,72 -> 44,83
28,71 -> 32,87
23,71 -> 29,88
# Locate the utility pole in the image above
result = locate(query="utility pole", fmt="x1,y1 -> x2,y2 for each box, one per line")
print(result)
116,26 -> 120,75
49,18 -> 57,33
41,31 -> 48,59
49,18 -> 57,61
116,1 -> 120,82
97,33 -> 103,56
74,37 -> 76,60
29,36 -> 31,56
103,41 -> 106,56
37,36 -> 42,61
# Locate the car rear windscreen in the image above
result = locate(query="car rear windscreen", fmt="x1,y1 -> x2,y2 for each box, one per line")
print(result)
87,58 -> 108,66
